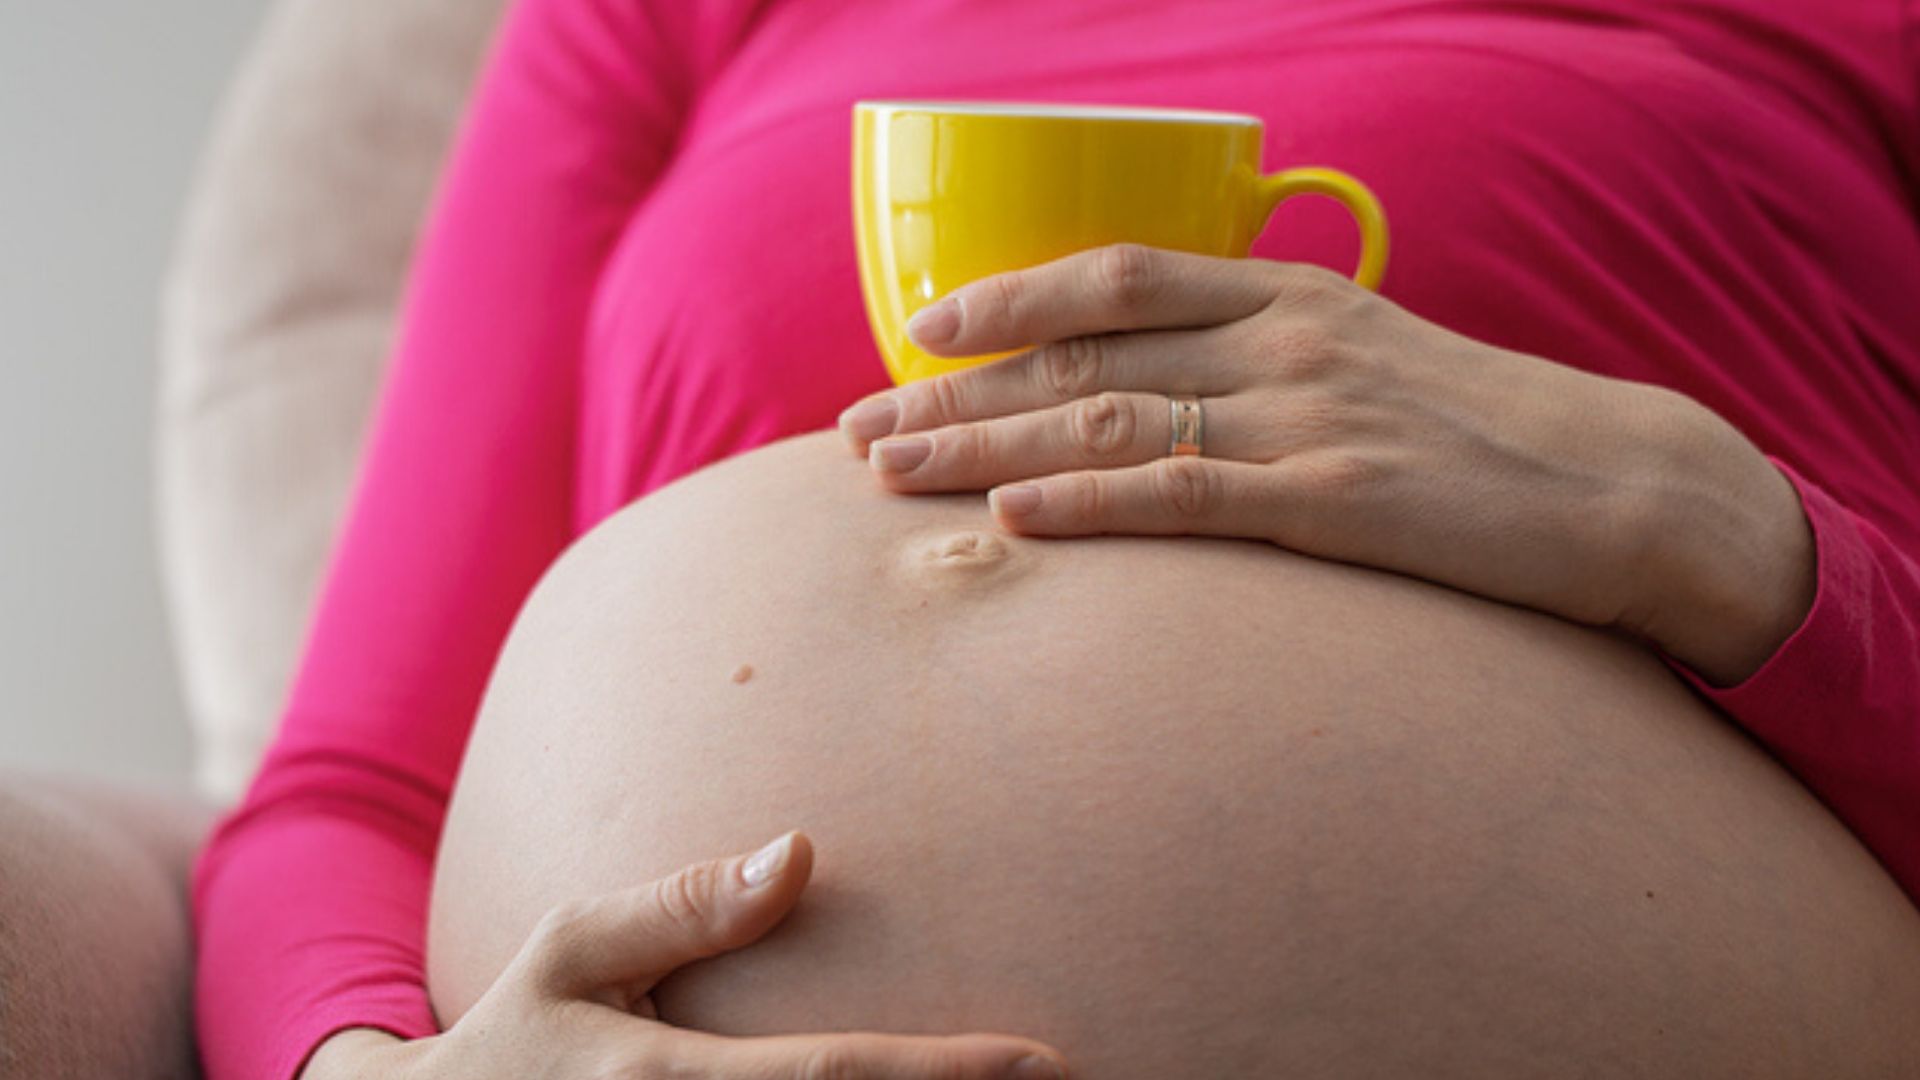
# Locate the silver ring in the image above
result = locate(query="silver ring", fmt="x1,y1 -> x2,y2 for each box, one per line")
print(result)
1169,395 -> 1203,457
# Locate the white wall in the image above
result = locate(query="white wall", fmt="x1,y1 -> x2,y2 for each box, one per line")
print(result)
0,3 -> 264,790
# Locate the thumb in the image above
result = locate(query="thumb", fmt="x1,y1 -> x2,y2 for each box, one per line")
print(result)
521,830 -> 814,998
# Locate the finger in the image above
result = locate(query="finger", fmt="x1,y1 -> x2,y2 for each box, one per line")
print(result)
843,316 -> 1264,455
870,391 -> 1167,491
840,324 -> 1230,453
872,391 -> 1275,494
907,243 -> 1283,357
986,456 -> 1283,540
519,830 -> 814,997
660,1027 -> 1069,1080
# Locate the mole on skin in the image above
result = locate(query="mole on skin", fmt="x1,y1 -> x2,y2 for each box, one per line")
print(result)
731,664 -> 754,684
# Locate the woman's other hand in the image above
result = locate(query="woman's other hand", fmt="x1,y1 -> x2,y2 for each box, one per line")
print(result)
838,244 -> 1814,687
301,832 -> 1067,1080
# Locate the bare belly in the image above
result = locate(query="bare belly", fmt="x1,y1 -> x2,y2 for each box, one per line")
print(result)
429,429 -> 1920,1077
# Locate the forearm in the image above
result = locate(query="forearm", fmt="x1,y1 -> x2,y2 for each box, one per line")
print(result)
195,782 -> 443,1080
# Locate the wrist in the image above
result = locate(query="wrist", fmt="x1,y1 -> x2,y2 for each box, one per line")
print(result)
1632,389 -> 1815,686
301,1028 -> 424,1080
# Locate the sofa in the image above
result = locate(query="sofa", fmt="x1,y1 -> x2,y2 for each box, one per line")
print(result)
0,1 -> 507,1075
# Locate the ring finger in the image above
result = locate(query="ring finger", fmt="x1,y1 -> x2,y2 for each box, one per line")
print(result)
869,390 -> 1246,492
843,323 -> 1247,454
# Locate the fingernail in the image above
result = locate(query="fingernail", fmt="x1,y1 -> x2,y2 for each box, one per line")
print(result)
871,435 -> 932,473
906,297 -> 961,348
839,395 -> 899,443
1006,1055 -> 1065,1080
741,832 -> 793,889
990,484 -> 1042,517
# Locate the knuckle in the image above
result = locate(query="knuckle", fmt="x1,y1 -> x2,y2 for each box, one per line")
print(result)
618,1040 -> 684,1080
950,418 -> 994,470
1068,391 -> 1137,457
519,897 -> 596,987
1259,321 -> 1341,381
1289,450 -> 1383,500
1060,470 -> 1107,524
798,1042 -> 869,1080
588,1045 -> 648,1080
531,898 -> 593,953
923,371 -> 973,425
1034,335 -> 1104,399
1267,261 -> 1346,308
1152,456 -> 1220,519
1098,242 -> 1160,312
982,271 -> 1029,335
649,862 -> 726,948
1274,451 -> 1380,550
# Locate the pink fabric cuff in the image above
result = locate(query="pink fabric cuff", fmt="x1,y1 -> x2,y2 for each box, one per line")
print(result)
277,1010 -> 437,1080
1660,455 -> 1868,724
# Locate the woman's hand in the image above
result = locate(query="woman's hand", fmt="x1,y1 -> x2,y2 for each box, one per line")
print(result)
301,832 -> 1067,1080
838,244 -> 1814,686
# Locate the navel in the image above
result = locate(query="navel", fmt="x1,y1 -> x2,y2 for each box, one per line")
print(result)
925,530 -> 1009,564
892,528 -> 1029,590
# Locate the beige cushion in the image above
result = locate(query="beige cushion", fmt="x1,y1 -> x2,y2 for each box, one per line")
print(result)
158,0 -> 508,802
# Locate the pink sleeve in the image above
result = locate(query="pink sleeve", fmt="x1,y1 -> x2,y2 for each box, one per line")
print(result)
1668,457 -> 1920,905
189,2 -> 737,1077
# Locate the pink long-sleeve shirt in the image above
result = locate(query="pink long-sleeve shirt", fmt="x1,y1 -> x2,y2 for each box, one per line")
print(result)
192,2 -> 1920,1077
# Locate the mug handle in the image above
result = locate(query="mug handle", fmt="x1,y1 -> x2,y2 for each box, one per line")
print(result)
1254,167 -> 1389,291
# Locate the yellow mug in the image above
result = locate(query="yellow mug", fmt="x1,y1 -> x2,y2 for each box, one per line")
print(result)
853,100 -> 1388,386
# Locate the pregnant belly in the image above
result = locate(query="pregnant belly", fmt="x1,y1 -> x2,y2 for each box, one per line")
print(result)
429,430 -> 1920,1077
